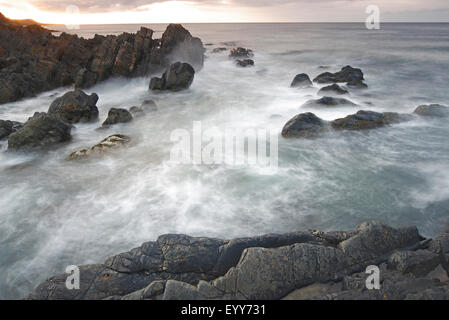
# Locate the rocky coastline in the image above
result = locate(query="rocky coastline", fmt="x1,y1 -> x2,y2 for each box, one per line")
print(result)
26,221 -> 449,300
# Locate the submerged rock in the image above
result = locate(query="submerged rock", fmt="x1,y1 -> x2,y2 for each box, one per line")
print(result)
149,62 -> 195,92
27,221 -> 445,300
48,90 -> 99,124
141,100 -> 158,112
67,134 -> 131,160
229,47 -> 254,59
291,73 -> 312,88
318,84 -> 348,96
8,113 -> 71,151
0,120 -> 22,140
282,112 -> 329,138
414,104 -> 449,117
236,59 -> 254,67
302,96 -> 357,108
313,66 -> 364,84
102,108 -> 133,127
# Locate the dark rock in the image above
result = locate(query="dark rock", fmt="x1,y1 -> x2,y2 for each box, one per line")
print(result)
102,108 -> 133,127
313,66 -> 364,84
290,74 -> 312,88
0,120 -> 22,140
414,104 -> 449,117
281,113 -> 329,138
149,62 -> 195,92
318,84 -> 348,96
302,96 -> 357,108
8,113 -> 71,151
236,59 -> 254,67
212,47 -> 227,53
0,16 -> 204,104
229,47 -> 254,59
388,250 -> 442,277
346,79 -> 368,89
48,89 -> 99,124
331,110 -> 409,130
67,134 -> 131,160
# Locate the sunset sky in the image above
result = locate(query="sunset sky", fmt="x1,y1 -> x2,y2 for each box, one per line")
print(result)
0,0 -> 448,24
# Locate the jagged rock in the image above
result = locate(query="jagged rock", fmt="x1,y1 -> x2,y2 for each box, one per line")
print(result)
331,110 -> 411,130
414,104 -> 449,117
281,113 -> 329,138
7,113 -> 71,151
388,250 -> 442,277
314,66 -> 364,84
102,108 -> 133,127
236,59 -> 254,67
48,90 -> 99,124
0,119 -> 22,140
318,84 -> 348,96
229,47 -> 254,59
0,15 -> 204,104
67,134 -> 131,160
290,74 -> 312,88
302,96 -> 357,108
149,62 -> 195,92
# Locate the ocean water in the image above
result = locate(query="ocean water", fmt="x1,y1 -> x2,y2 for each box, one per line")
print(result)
0,23 -> 449,299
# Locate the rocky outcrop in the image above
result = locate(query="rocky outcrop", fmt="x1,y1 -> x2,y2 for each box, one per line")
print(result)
313,66 -> 364,84
0,13 -> 204,104
102,108 -> 133,127
414,104 -> 449,117
302,96 -> 357,108
0,119 -> 22,140
318,84 -> 348,96
67,134 -> 131,160
48,90 -> 99,124
291,74 -> 312,88
282,113 -> 329,138
7,112 -> 71,151
149,62 -> 195,92
229,47 -> 254,59
236,59 -> 254,67
26,221 -> 449,300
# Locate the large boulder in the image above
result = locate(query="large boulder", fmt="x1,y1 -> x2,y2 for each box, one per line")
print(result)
331,110 -> 409,130
313,66 -> 364,84
282,113 -> 329,138
291,74 -> 312,88
102,108 -> 133,127
7,113 -> 71,151
302,96 -> 357,108
0,120 -> 22,140
67,134 -> 131,160
149,62 -> 195,92
48,90 -> 99,124
414,104 -> 449,117
318,84 -> 348,96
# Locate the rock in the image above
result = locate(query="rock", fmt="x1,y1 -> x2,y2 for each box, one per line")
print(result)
0,120 -> 22,140
102,108 -> 133,127
236,59 -> 254,67
149,62 -> 195,92
426,265 -> 449,283
212,47 -> 227,53
290,74 -> 312,88
281,113 -> 329,138
129,106 -> 144,117
388,250 -> 442,277
414,104 -> 449,117
0,16 -> 204,104
7,113 -> 71,151
331,110 -> 409,130
313,66 -> 364,84
141,100 -> 158,112
67,134 -> 131,160
48,90 -> 99,124
302,96 -> 357,108
229,47 -> 254,59
318,84 -> 348,96
346,79 -> 368,89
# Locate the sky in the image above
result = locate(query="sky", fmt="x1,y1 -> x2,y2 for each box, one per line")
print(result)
0,0 -> 448,24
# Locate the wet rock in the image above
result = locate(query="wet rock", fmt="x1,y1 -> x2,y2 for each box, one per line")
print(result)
102,108 -> 133,127
290,73 -> 312,88
281,113 -> 329,138
67,134 -> 131,160
313,66 -> 364,84
8,113 -> 71,151
48,89 -> 99,124
0,120 -> 23,140
302,96 -> 357,108
414,104 -> 449,117
236,59 -> 254,67
149,62 -> 195,92
229,47 -> 254,59
331,110 -> 409,130
318,84 -> 348,96
346,79 -> 368,89
212,47 -> 227,53
129,106 -> 144,117
141,100 -> 158,112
